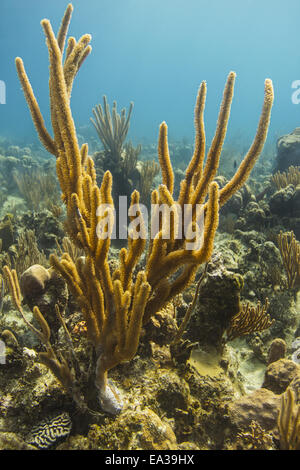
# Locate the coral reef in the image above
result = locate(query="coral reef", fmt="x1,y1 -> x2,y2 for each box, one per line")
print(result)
3,1 -> 300,454
12,2 -> 273,419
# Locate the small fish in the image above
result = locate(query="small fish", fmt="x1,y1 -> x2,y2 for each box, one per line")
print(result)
233,160 -> 237,169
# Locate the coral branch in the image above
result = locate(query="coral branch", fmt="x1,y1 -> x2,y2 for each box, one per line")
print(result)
278,230 -> 300,289
226,298 -> 274,341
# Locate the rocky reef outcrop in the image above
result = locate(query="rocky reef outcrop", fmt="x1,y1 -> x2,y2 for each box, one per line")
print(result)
276,128 -> 300,172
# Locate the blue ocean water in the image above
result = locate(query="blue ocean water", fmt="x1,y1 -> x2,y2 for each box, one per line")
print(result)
0,0 -> 300,148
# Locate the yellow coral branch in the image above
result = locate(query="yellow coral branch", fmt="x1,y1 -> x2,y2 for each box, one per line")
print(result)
178,80 -> 207,207
158,122 -> 174,195
15,58 -> 56,155
219,79 -> 274,207
191,72 -> 235,206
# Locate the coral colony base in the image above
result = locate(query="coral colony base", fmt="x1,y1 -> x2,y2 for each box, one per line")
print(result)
1,2 -> 299,452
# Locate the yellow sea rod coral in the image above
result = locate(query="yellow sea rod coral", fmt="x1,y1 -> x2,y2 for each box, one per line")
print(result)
277,230 -> 300,289
277,388 -> 300,450
13,4 -> 274,414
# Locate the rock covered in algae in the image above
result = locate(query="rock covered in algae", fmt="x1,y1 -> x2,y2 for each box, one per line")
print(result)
269,184 -> 300,219
56,435 -> 90,450
267,338 -> 287,365
187,264 -> 243,353
228,388 -> 281,432
0,214 -> 14,251
228,348 -> 300,437
152,370 -> 191,417
87,406 -> 178,450
0,432 -> 37,450
240,200 -> 266,228
0,359 -> 71,437
276,127 -> 300,171
262,358 -> 300,394
143,304 -> 178,347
